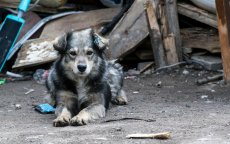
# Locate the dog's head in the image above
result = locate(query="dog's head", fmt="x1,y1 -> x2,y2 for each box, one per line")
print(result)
53,28 -> 108,78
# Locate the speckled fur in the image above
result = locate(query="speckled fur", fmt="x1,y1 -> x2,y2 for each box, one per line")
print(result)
46,28 -> 127,127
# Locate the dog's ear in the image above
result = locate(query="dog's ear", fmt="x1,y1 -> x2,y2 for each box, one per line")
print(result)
93,32 -> 109,51
53,32 -> 71,54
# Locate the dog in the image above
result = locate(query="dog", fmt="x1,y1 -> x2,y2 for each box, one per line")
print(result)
46,28 -> 127,127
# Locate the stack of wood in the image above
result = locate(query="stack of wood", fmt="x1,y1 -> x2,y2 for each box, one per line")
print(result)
108,0 -> 182,69
10,0 -> 182,71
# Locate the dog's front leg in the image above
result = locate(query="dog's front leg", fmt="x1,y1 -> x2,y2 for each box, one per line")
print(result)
70,104 -> 106,126
53,106 -> 72,127
53,91 -> 78,127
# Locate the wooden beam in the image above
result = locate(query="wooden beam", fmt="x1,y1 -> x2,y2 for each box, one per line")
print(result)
164,34 -> 179,65
108,0 -> 149,59
177,3 -> 217,29
216,0 -> 230,82
165,0 -> 182,61
145,0 -> 167,68
181,28 -> 220,53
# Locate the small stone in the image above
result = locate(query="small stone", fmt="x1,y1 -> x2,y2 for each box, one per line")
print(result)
191,55 -> 222,71
127,69 -> 140,76
133,91 -> 139,94
211,89 -> 216,93
156,81 -> 162,88
201,95 -> 208,99
15,104 -> 22,110
182,70 -> 189,75
143,69 -> 152,75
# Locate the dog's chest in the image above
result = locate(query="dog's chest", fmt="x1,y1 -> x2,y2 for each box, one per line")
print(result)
75,79 -> 88,100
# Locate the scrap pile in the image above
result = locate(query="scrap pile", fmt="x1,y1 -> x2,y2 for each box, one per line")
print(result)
0,0 -> 224,82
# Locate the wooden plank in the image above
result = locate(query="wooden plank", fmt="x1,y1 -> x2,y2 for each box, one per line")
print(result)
13,8 -> 120,69
138,62 -> 154,73
181,28 -> 220,53
165,0 -> 182,61
145,0 -> 167,68
40,8 -> 120,38
216,0 -> 230,82
107,0 -> 149,59
164,34 -> 179,65
0,1 -> 75,14
13,38 -> 57,68
177,3 -> 217,28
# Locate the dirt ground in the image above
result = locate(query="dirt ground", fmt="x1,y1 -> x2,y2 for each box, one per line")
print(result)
1,67 -> 230,144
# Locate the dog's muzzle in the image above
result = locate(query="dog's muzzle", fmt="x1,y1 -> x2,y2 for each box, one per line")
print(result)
77,64 -> 87,72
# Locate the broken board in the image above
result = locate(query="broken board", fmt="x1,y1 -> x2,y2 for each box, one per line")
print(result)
40,8 -> 120,38
13,38 -> 57,68
177,3 -> 217,29
13,8 -> 120,69
0,1 -> 76,14
107,0 -> 149,59
181,27 -> 220,53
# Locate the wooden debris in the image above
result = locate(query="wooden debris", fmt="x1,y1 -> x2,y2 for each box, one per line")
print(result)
40,8 -> 120,39
13,8 -> 120,68
126,132 -> 171,140
164,34 -> 179,65
137,62 -> 154,73
13,38 -> 57,68
0,1 -> 76,14
181,28 -> 220,53
177,3 -> 217,28
197,74 -> 223,85
216,0 -> 230,82
158,1 -> 181,65
191,55 -> 222,71
108,0 -> 149,59
144,0 -> 167,68
165,0 -> 182,61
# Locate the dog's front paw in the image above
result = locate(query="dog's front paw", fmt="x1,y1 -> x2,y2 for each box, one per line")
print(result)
70,110 -> 91,126
111,90 -> 128,105
53,115 -> 70,127
112,96 -> 128,105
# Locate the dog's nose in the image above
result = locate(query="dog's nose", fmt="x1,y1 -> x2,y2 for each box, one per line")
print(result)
77,64 -> 87,72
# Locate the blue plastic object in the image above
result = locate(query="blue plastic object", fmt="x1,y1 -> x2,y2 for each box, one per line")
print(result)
0,15 -> 25,72
0,0 -> 30,72
18,0 -> 31,12
35,103 -> 55,114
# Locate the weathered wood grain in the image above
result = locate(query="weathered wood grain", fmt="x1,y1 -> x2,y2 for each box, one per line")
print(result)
216,0 -> 230,81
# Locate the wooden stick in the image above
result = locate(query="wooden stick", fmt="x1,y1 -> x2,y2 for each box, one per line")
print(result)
164,34 -> 179,65
177,3 -> 217,28
126,132 -> 171,139
216,0 -> 230,82
144,0 -> 167,68
197,74 -> 223,85
165,0 -> 182,61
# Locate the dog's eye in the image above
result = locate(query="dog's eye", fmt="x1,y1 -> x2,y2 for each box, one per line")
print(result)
69,51 -> 77,56
86,51 -> 93,55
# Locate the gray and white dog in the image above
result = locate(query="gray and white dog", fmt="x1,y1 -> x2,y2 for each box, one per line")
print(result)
46,28 -> 127,127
